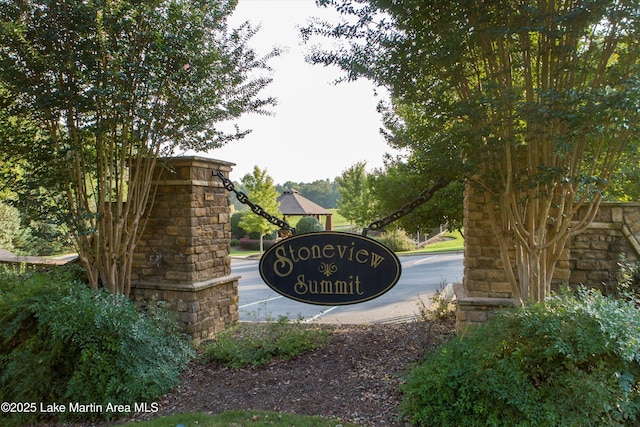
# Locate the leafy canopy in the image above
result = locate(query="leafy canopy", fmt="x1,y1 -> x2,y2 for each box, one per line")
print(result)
306,0 -> 640,186
305,0 -> 640,301
0,0 -> 278,293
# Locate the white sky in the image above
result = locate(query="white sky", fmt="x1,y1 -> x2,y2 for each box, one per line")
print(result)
193,0 -> 397,185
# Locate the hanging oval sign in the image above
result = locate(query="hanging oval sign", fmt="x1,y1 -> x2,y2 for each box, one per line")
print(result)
259,231 -> 402,306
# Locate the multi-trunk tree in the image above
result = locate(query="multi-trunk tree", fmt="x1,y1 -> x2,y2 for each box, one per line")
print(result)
305,0 -> 640,303
1,0 -> 278,295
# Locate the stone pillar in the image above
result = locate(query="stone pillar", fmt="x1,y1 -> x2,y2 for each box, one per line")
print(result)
455,184 -> 517,334
457,185 -> 640,334
130,156 -> 239,344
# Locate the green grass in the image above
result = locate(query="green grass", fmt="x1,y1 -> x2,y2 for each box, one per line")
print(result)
115,410 -> 360,426
328,208 -> 351,230
229,247 -> 260,257
400,229 -> 464,254
230,229 -> 464,258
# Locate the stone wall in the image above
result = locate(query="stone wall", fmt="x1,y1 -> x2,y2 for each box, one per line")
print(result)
457,185 -> 640,333
130,156 -> 239,345
569,202 -> 640,292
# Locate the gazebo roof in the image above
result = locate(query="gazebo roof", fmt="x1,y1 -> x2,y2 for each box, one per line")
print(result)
277,189 -> 332,216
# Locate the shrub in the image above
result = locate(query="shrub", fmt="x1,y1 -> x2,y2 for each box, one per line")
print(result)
617,254 -> 640,304
401,288 -> 640,427
417,282 -> 457,322
13,221 -> 73,256
295,216 -> 324,234
247,229 -> 278,240
238,237 -> 276,251
0,264 -> 194,423
200,316 -> 330,368
377,228 -> 416,252
230,211 -> 246,238
0,202 -> 20,251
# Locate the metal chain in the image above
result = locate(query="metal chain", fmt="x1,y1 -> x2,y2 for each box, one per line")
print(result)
363,176 -> 451,236
214,171 -> 295,235
216,170 -> 449,238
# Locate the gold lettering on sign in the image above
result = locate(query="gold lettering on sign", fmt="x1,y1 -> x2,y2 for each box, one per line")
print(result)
294,274 -> 364,296
273,245 -> 294,277
272,242 -> 385,278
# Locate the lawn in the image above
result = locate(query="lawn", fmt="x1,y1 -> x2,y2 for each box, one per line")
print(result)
230,228 -> 464,258
116,410 -> 360,426
404,229 -> 464,253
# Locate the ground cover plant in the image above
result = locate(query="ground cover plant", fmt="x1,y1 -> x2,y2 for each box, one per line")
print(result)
200,315 -> 331,368
401,288 -> 640,426
0,264 -> 194,425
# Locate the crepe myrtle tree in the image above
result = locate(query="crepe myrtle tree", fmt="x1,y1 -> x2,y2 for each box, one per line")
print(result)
304,0 -> 640,303
0,0 -> 279,295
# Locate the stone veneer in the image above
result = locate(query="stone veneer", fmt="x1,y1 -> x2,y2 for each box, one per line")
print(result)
130,156 -> 239,344
457,184 -> 640,333
568,202 -> 640,291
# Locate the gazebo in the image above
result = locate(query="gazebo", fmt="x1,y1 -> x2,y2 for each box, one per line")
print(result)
277,189 -> 333,231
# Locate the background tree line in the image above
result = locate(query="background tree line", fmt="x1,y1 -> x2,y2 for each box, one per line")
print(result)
227,161 -> 464,236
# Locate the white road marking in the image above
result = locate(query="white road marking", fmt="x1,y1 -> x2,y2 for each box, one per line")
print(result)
239,295 -> 284,309
303,306 -> 340,323
414,255 -> 439,265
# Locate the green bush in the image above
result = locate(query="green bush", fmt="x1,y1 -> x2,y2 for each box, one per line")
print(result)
230,211 -> 246,238
0,202 -> 73,256
247,229 -> 278,240
377,228 -> 416,252
295,216 -> 324,234
201,316 -> 330,369
617,254 -> 640,304
0,202 -> 20,251
13,221 -> 73,256
401,288 -> 640,427
0,264 -> 194,423
238,237 -> 276,251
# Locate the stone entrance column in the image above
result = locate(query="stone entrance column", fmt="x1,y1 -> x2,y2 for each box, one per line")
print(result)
455,183 -> 569,333
130,156 -> 239,344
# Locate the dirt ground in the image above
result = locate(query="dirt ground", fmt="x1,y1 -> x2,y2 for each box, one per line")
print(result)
130,321 -> 456,427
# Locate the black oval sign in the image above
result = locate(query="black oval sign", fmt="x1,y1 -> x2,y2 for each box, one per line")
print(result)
259,232 -> 402,306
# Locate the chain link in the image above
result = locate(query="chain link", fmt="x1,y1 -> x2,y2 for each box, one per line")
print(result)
214,171 -> 295,235
363,177 -> 451,236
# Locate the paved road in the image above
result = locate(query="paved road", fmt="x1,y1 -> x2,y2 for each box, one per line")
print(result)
233,252 -> 464,324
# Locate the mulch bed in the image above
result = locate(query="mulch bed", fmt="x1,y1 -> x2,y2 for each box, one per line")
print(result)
34,320 -> 455,427
133,321 -> 455,426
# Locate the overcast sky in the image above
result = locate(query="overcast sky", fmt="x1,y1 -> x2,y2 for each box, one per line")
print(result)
191,0 -> 398,185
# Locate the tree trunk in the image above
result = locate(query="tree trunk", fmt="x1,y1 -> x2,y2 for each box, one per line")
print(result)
488,189 -> 602,304
67,147 -> 158,296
